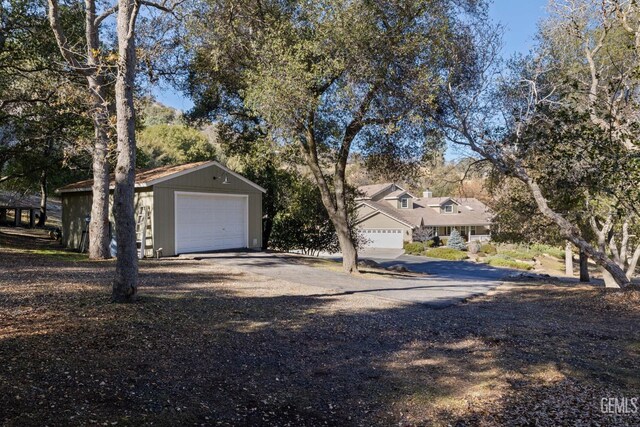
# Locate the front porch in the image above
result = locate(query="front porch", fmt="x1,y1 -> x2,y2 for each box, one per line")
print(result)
417,225 -> 491,242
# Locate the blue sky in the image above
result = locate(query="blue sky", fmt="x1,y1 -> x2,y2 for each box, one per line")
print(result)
153,0 -> 548,112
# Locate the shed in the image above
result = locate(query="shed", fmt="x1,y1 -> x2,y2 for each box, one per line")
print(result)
57,161 -> 265,256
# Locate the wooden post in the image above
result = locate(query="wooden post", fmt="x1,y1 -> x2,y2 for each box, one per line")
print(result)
29,208 -> 36,228
565,241 -> 573,276
14,208 -> 21,227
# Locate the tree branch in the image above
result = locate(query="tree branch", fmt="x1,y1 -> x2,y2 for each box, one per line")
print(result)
47,0 -> 96,76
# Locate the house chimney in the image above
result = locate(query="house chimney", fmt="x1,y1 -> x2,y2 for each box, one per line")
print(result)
423,189 -> 432,198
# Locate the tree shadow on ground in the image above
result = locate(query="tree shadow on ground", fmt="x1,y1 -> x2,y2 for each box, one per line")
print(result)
0,247 -> 639,426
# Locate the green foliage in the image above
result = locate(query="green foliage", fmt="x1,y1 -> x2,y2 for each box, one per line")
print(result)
480,243 -> 497,255
485,256 -> 533,271
141,101 -> 183,126
424,240 -> 436,248
269,175 -> 341,255
0,0 -> 93,195
137,124 -> 215,167
425,247 -> 468,261
446,229 -> 467,251
187,0 -> 489,258
403,242 -> 425,255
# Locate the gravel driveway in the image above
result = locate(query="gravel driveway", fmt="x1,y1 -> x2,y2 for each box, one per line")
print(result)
184,251 -> 519,308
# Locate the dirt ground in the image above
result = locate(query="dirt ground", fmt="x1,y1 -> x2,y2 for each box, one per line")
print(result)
0,228 -> 639,426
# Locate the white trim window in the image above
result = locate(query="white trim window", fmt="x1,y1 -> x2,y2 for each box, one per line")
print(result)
400,198 -> 409,208
444,204 -> 453,213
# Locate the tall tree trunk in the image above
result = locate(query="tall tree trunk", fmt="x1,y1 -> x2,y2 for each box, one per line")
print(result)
262,217 -> 273,251
37,169 -> 47,227
627,245 -> 640,280
579,250 -> 590,282
112,0 -> 139,303
48,0 -> 111,259
299,114 -> 359,273
565,241 -> 573,276
88,79 -> 112,259
601,268 -> 619,288
85,0 -> 111,259
331,210 -> 358,273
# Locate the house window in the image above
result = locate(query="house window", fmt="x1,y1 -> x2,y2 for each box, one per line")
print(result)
444,204 -> 453,213
401,198 -> 408,208
444,226 -> 452,235
470,226 -> 476,235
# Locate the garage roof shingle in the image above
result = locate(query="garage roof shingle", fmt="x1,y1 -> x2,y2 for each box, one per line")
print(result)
57,161 -> 266,193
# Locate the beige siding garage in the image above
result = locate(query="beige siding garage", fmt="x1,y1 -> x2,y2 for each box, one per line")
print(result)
59,161 -> 264,257
152,164 -> 263,256
356,211 -> 413,242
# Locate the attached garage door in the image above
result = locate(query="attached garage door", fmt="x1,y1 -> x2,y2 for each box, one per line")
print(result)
361,228 -> 404,249
175,192 -> 248,254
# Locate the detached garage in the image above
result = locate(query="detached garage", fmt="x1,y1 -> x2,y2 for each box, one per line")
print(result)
58,161 -> 265,256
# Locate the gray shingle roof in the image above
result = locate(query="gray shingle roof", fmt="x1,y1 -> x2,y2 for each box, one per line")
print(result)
356,183 -> 396,199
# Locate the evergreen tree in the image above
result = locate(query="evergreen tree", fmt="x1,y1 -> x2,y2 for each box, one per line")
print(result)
446,229 -> 466,251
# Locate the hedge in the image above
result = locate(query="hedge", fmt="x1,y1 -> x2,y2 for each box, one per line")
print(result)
403,242 -> 424,254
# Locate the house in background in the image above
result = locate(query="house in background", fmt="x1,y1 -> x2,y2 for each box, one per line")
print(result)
58,161 -> 265,257
355,183 -> 492,249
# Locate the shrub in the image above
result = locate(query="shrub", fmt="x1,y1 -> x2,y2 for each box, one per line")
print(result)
440,238 -> 448,246
468,240 -> 481,254
485,256 -> 533,270
480,243 -> 497,255
412,227 -> 435,243
424,239 -> 436,248
403,242 -> 424,254
425,247 -> 468,261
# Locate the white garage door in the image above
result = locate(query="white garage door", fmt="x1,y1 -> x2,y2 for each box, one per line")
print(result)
361,228 -> 404,249
175,192 -> 248,254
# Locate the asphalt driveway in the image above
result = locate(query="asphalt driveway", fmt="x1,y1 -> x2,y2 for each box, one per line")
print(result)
183,251 -> 524,308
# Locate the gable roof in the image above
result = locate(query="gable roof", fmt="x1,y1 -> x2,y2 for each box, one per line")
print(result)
57,161 -> 266,193
356,183 -> 405,199
426,197 -> 460,206
383,189 -> 418,200
356,200 -> 416,228
357,195 -> 492,228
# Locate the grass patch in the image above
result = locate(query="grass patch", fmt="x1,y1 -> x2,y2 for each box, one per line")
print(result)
26,248 -> 88,262
424,247 -> 468,261
530,243 -> 565,259
498,249 -> 536,260
495,244 -> 565,261
485,255 -> 533,270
